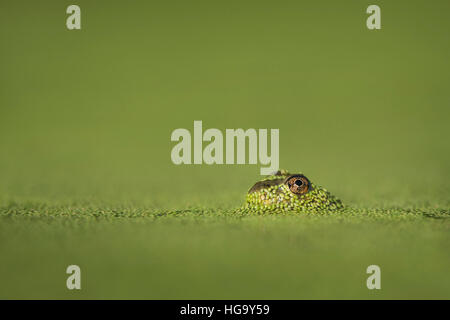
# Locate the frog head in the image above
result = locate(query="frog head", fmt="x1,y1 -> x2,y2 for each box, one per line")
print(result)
242,169 -> 343,213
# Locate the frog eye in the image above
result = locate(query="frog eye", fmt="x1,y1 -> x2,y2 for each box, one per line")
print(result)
285,175 -> 310,195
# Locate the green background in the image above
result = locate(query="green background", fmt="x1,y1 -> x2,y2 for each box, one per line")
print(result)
0,0 -> 449,299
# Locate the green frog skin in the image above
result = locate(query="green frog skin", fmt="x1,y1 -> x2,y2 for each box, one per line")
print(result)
242,170 -> 343,213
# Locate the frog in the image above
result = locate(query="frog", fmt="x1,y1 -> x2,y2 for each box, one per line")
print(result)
241,169 -> 343,213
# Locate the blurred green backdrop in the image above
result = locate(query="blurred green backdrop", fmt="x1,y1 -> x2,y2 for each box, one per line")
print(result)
0,0 -> 449,299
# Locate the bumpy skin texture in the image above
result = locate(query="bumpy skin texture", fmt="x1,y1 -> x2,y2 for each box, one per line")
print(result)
241,170 -> 343,214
